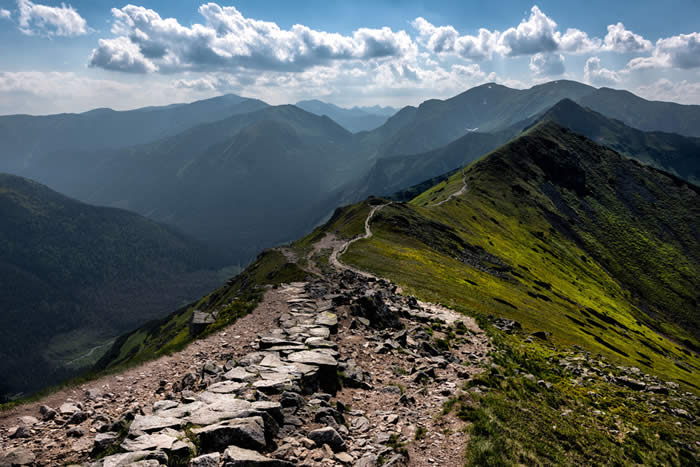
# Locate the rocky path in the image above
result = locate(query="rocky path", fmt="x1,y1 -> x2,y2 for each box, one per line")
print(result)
1,207 -> 490,467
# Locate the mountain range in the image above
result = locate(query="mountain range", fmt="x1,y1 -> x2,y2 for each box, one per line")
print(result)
295,99 -> 397,132
89,117 -> 699,466
1,80 -> 700,401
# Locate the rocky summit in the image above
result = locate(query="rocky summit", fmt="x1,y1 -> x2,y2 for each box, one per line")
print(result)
0,263 -> 490,466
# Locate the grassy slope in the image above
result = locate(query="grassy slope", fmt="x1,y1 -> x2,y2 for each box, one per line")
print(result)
335,123 -> 700,464
342,123 -> 699,388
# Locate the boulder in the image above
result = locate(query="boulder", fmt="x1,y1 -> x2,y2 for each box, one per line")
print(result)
351,293 -> 403,330
193,416 -> 267,453
307,426 -> 346,452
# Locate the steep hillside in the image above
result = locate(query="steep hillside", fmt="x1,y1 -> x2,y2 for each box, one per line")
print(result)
296,99 -> 390,132
69,105 -> 359,264
0,94 -> 268,184
88,123 -> 700,465
341,123 -> 699,382
0,174 -> 224,400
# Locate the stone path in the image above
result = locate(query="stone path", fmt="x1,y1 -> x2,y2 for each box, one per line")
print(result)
1,207 -> 491,466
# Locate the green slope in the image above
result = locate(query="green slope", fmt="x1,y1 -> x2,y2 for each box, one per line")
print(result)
0,174 -> 223,400
340,122 -> 699,386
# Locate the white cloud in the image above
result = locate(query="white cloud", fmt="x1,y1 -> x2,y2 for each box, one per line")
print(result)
655,32 -> 700,69
89,37 -> 158,74
559,28 -> 601,54
0,8 -> 11,19
412,17 -> 502,60
626,32 -> 700,70
529,53 -> 565,76
584,56 -> 621,86
499,6 -> 559,56
413,6 -> 622,60
17,0 -> 89,37
634,78 -> 700,104
89,3 -> 416,73
602,22 -> 652,52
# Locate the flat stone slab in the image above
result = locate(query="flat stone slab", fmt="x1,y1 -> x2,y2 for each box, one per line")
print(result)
129,415 -> 183,435
197,393 -> 253,412
223,445 -> 294,466
223,367 -> 258,382
121,430 -> 182,452
89,450 -> 168,467
305,327 -> 331,339
315,311 -> 338,328
286,350 -> 337,367
207,381 -> 247,394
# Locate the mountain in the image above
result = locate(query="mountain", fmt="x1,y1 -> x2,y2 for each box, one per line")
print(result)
535,99 -> 700,184
67,105 -> 360,264
580,87 -> 700,138
353,104 -> 398,116
296,99 -> 391,132
359,80 -> 700,158
344,121 -> 700,367
0,174 -> 224,399
0,94 -> 268,192
359,80 -> 595,156
87,121 -> 699,466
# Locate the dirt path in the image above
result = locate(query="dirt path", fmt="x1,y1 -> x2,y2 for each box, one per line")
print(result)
329,203 -> 388,277
431,169 -> 467,207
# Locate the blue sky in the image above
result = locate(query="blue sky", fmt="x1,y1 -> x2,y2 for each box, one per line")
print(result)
0,0 -> 699,114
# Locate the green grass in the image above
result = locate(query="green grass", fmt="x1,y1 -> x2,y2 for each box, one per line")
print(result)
451,330 -> 699,466
338,123 -> 699,391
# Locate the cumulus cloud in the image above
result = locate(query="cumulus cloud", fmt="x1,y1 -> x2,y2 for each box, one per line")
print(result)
414,6 -> 616,59
411,17 -> 502,60
529,53 -> 565,76
17,0 -> 89,37
584,57 -> 621,86
89,3 -> 416,73
627,32 -> 700,70
499,5 -> 559,56
0,9 -> 11,19
602,22 -> 652,52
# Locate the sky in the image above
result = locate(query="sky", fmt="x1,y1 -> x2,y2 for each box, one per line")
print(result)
0,0 -> 699,115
